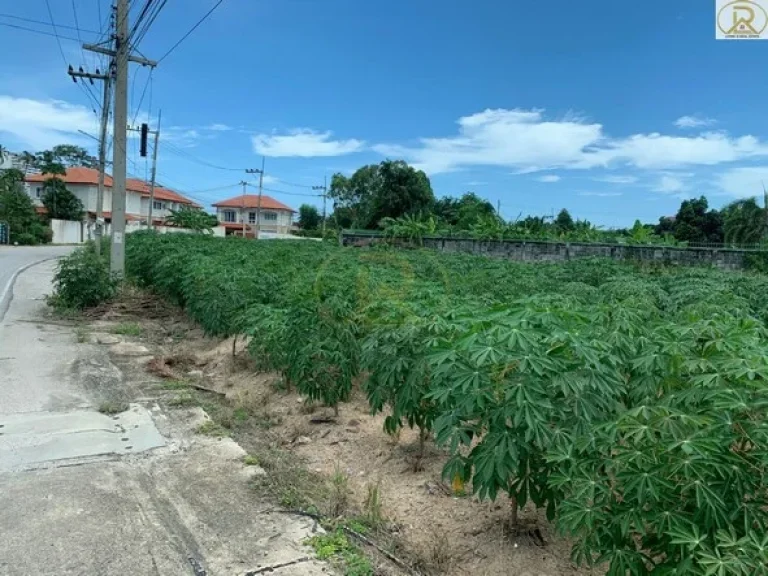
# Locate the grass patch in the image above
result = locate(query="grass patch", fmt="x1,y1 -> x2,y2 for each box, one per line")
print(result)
195,420 -> 228,437
109,322 -> 143,336
97,401 -> 129,415
307,530 -> 373,576
160,380 -> 189,391
243,454 -> 260,466
251,447 -> 329,513
167,391 -> 196,407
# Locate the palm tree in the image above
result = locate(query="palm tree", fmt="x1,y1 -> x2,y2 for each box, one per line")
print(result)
19,151 -> 37,175
723,197 -> 766,246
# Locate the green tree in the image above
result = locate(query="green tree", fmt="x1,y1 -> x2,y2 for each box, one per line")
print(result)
434,192 -> 496,229
555,208 -> 574,232
329,160 -> 435,229
0,169 -> 49,244
165,206 -> 218,232
722,197 -> 767,245
42,178 -> 84,221
298,204 -> 321,230
671,196 -> 723,243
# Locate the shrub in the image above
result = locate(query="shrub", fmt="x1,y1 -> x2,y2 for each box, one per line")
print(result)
13,232 -> 39,246
51,246 -> 115,309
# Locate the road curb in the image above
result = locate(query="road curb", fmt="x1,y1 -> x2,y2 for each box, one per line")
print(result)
0,257 -> 60,324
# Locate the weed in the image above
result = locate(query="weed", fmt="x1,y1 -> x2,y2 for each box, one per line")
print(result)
97,401 -> 129,415
75,326 -> 90,343
167,392 -> 196,407
243,454 -> 259,466
109,322 -> 143,336
307,530 -> 373,576
425,530 -> 452,573
362,482 -> 384,529
328,465 -> 351,518
196,420 -> 228,437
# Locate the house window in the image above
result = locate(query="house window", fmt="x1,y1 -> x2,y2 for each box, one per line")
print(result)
223,210 -> 236,223
35,187 -> 43,199
262,212 -> 277,222
248,212 -> 256,224
152,201 -> 164,211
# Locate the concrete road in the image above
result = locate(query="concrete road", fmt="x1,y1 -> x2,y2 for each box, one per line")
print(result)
0,261 -> 328,575
0,246 -> 73,321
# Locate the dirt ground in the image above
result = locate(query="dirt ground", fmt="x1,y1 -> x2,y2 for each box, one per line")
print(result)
86,288 -> 598,576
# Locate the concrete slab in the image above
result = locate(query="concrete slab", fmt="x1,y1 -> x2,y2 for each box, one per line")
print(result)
0,404 -> 166,472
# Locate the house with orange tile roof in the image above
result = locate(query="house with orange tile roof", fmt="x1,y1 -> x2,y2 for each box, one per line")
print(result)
212,194 -> 296,236
24,167 -> 201,225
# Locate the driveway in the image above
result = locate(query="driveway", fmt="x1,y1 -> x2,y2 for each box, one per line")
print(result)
0,245 -> 74,321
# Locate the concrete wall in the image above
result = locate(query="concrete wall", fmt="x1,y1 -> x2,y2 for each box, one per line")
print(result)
50,219 -> 84,244
340,233 -> 753,270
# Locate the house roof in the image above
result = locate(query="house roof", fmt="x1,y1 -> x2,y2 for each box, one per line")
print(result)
25,167 -> 200,208
212,194 -> 295,212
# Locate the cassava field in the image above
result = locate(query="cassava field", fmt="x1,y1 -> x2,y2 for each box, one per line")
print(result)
126,232 -> 768,576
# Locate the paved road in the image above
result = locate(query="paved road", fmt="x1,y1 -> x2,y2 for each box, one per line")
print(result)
0,260 -> 326,575
0,246 -> 73,321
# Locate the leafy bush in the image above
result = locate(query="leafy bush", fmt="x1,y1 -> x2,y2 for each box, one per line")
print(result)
51,246 -> 115,309
13,232 -> 39,246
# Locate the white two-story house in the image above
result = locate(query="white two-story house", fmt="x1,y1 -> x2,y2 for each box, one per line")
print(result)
25,167 -> 200,224
212,194 -> 295,237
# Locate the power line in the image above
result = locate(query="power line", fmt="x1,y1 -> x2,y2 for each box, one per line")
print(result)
0,21 -> 82,42
161,141 -> 246,171
44,0 -> 71,64
158,0 -> 226,62
131,67 -> 153,125
248,183 -> 322,198
71,1 -> 84,44
0,12 -> 100,34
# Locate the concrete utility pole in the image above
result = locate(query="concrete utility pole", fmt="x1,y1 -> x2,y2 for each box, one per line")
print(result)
68,65 -> 111,255
240,180 -> 248,237
312,176 -> 328,235
83,0 -> 156,277
147,111 -> 161,230
246,158 -> 265,239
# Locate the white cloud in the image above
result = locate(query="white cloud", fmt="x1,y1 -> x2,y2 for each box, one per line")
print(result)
675,115 -> 716,129
717,167 -> 768,197
654,175 -> 687,193
592,175 -> 638,184
372,108 -> 768,174
578,191 -> 623,197
373,109 -> 605,174
537,174 -> 561,183
0,96 -> 96,150
252,129 -> 365,157
207,123 -> 232,131
261,175 -> 280,185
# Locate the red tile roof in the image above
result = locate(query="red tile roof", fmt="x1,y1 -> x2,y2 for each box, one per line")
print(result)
212,194 -> 295,212
26,168 -> 200,207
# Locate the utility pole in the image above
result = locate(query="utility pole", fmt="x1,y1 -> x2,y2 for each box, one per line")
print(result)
246,157 -> 265,239
68,65 -> 111,254
129,113 -> 162,229
312,177 -> 328,235
239,180 -> 248,237
83,0 -> 157,277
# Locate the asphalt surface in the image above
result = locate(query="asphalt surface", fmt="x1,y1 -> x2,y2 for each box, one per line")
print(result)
0,246 -> 73,322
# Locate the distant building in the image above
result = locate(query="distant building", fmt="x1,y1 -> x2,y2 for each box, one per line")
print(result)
24,167 -> 200,225
212,194 -> 295,237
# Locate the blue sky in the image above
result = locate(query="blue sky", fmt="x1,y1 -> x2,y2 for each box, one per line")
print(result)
1,0 -> 768,226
